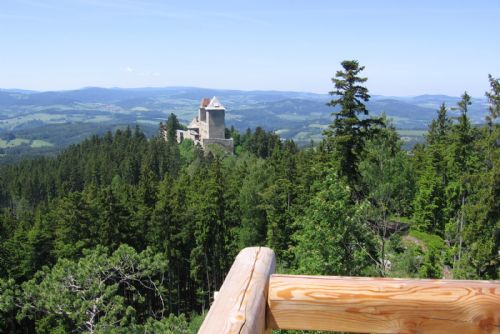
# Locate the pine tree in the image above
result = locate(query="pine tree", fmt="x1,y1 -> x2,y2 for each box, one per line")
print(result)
485,75 -> 500,130
293,171 -> 376,276
165,113 -> 181,143
236,158 -> 271,249
413,161 -> 445,234
52,192 -> 93,259
456,75 -> 500,279
324,60 -> 383,189
428,103 -> 452,145
189,156 -> 229,310
454,92 -> 474,171
360,119 -> 415,275
93,186 -> 130,250
449,92 -> 478,273
18,245 -> 171,333
412,104 -> 454,237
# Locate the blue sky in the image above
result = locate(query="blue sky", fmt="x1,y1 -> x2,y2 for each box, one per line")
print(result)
0,0 -> 499,96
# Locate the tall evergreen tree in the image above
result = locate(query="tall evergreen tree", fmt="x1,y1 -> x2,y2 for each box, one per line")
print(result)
449,92 -> 478,273
189,156 -> 229,310
165,113 -> 181,143
324,60 -> 383,189
428,103 -> 453,145
413,161 -> 446,234
236,158 -> 271,249
454,92 -> 474,171
93,187 -> 131,250
293,171 -> 376,276
360,120 -> 415,275
52,192 -> 93,259
412,104 -> 453,236
456,75 -> 500,279
485,74 -> 500,131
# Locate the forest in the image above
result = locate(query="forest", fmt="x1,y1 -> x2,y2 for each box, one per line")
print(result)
0,61 -> 498,333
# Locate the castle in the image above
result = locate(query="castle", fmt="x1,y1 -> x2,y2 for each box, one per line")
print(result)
162,96 -> 234,152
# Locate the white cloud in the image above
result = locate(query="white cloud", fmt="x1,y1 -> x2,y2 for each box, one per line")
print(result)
119,67 -> 160,77
120,66 -> 134,73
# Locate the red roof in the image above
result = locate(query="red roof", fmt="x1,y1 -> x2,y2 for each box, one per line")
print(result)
200,98 -> 210,107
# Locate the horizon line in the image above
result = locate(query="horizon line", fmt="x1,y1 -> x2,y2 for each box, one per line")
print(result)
0,86 -> 488,99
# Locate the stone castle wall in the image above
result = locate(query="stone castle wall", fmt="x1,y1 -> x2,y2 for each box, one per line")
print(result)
207,109 -> 225,139
202,138 -> 234,152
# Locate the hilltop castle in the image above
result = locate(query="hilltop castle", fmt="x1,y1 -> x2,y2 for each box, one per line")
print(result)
161,96 -> 233,152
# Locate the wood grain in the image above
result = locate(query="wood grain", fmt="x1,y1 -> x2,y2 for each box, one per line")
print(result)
267,274 -> 500,333
198,247 -> 276,334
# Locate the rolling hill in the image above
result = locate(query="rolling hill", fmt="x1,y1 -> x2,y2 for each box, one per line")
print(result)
0,87 -> 490,163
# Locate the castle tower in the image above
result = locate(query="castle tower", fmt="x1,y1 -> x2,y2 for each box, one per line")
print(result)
205,96 -> 226,139
167,96 -> 233,152
199,98 -> 210,122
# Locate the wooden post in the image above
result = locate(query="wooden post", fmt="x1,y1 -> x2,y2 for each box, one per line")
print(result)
267,274 -> 500,333
198,247 -> 276,334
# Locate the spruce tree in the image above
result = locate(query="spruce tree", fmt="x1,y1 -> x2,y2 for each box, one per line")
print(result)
454,92 -> 474,171
293,171 -> 376,276
428,103 -> 452,145
325,60 -> 382,189
457,75 -> 500,278
485,74 -> 500,131
165,113 -> 181,143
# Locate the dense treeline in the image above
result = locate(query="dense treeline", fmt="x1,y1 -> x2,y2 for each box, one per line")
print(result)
0,62 -> 498,333
0,122 -> 160,166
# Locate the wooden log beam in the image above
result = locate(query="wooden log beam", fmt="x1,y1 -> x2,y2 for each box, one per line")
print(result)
267,274 -> 500,333
198,247 -> 276,334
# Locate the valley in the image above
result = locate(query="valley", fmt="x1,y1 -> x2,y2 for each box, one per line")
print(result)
0,87 -> 490,163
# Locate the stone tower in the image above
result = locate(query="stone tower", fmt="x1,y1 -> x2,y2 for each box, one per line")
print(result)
165,96 -> 233,152
205,96 -> 226,139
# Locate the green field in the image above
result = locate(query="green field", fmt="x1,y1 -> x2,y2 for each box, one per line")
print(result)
275,128 -> 290,135
30,140 -> 54,148
292,131 -> 323,142
0,138 -> 53,149
0,138 -> 31,148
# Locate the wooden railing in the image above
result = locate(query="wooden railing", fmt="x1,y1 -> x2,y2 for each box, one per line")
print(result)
198,247 -> 500,334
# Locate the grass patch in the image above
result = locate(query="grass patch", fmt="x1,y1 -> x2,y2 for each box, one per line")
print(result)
389,215 -> 413,224
0,138 -> 31,148
275,129 -> 289,135
30,139 -> 54,148
0,138 -> 53,148
409,229 -> 445,251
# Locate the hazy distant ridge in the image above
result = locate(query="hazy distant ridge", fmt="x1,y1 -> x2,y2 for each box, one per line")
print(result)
0,86 -> 489,137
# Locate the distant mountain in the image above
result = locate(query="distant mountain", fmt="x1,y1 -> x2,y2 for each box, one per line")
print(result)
0,86 -> 490,163
0,88 -> 38,94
